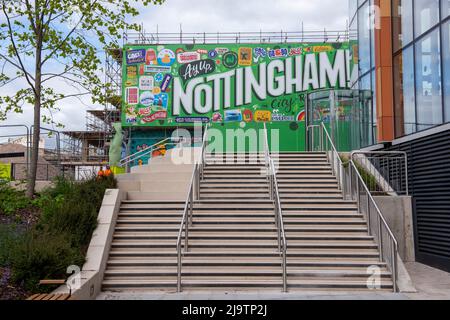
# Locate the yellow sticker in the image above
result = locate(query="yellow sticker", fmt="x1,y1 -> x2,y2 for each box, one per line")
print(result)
254,110 -> 272,123
238,47 -> 253,66
153,87 -> 161,95
313,45 -> 333,53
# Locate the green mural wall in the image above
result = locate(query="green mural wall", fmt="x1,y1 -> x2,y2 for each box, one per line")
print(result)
122,42 -> 358,152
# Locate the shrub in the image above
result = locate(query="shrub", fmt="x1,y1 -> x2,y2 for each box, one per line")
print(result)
0,182 -> 31,215
7,175 -> 117,293
0,224 -> 24,267
11,231 -> 84,292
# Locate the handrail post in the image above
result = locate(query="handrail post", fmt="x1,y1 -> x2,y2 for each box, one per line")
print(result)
367,193 -> 371,232
185,213 -> 189,252
378,216 -> 383,261
282,249 -> 287,293
177,244 -> 182,292
392,242 -> 398,292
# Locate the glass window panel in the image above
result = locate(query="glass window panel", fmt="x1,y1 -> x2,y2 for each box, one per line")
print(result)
443,22 -> 450,122
370,0 -> 375,68
442,0 -> 450,20
415,29 -> 443,131
403,47 -> 417,135
394,53 -> 405,137
414,0 -> 440,37
358,2 -> 371,74
350,0 -> 358,23
371,70 -> 377,144
392,0 -> 414,51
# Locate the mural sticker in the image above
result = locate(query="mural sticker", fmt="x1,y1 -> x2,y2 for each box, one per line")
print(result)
122,43 -> 358,127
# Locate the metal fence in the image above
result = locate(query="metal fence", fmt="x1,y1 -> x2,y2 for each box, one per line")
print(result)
11,163 -> 101,182
351,151 -> 409,196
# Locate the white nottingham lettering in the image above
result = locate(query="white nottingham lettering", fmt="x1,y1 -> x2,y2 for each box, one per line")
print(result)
173,50 -> 353,116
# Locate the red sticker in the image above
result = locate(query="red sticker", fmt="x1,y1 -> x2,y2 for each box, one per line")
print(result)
142,111 -> 167,123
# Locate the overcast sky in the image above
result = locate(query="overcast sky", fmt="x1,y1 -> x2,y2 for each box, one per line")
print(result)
1,0 -> 349,139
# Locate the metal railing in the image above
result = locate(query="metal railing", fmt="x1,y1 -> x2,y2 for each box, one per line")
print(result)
307,124 -> 344,191
307,123 -> 399,292
176,125 -> 210,292
119,137 -> 188,171
125,29 -> 356,45
348,161 -> 398,292
351,151 -> 409,196
263,124 -> 288,292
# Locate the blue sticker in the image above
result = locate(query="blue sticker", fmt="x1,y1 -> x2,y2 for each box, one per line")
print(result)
208,50 -> 218,59
126,49 -> 146,65
224,110 -> 243,122
160,74 -> 173,92
154,93 -> 169,109
175,117 -> 210,124
155,73 -> 164,82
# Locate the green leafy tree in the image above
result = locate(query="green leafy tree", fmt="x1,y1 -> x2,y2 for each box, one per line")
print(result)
0,0 -> 164,197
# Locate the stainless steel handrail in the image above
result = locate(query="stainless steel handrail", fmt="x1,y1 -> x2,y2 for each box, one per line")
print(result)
349,160 -> 398,292
308,122 -> 399,292
119,137 -> 187,168
176,125 -> 210,292
307,123 -> 345,191
263,124 -> 288,292
351,151 -> 409,196
269,158 -> 288,292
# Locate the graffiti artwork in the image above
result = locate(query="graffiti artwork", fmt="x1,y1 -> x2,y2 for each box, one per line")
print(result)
122,42 -> 358,127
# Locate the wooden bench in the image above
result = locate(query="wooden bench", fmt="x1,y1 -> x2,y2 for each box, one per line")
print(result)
26,279 -> 74,300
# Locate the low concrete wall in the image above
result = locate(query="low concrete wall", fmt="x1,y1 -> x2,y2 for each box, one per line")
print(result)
53,189 -> 125,300
373,196 -> 415,263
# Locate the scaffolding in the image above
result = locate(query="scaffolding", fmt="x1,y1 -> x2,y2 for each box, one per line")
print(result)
60,28 -> 353,167
61,47 -> 122,166
124,28 -> 355,45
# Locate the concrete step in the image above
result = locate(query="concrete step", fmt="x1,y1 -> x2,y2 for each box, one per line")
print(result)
111,238 -> 378,257
114,225 -> 368,232
104,268 -> 392,279
102,278 -> 393,291
116,217 -> 366,225
118,210 -> 363,218
107,253 -> 383,268
112,232 -> 374,241
110,246 -> 378,259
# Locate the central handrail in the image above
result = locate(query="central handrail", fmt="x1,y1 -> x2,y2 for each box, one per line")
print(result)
263,124 -> 288,292
308,122 -> 399,292
119,137 -> 189,170
176,124 -> 210,292
119,137 -> 172,165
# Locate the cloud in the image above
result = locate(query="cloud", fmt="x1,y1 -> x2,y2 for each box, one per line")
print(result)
134,0 -> 349,33
1,0 -> 349,138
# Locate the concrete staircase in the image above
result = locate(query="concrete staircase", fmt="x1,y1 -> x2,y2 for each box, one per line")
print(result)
102,152 -> 394,292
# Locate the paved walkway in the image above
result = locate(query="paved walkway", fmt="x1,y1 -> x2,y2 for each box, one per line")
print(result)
403,262 -> 450,300
97,262 -> 450,300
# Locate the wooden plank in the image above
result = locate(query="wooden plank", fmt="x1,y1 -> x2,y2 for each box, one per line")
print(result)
42,294 -> 54,301
27,294 -> 40,300
49,295 -> 61,301
34,294 -> 48,300
56,294 -> 70,300
39,279 -> 66,285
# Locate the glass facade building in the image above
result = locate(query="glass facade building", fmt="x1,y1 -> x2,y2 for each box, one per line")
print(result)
350,0 -> 378,146
392,0 -> 450,137
352,0 -> 450,140
351,0 -> 450,274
